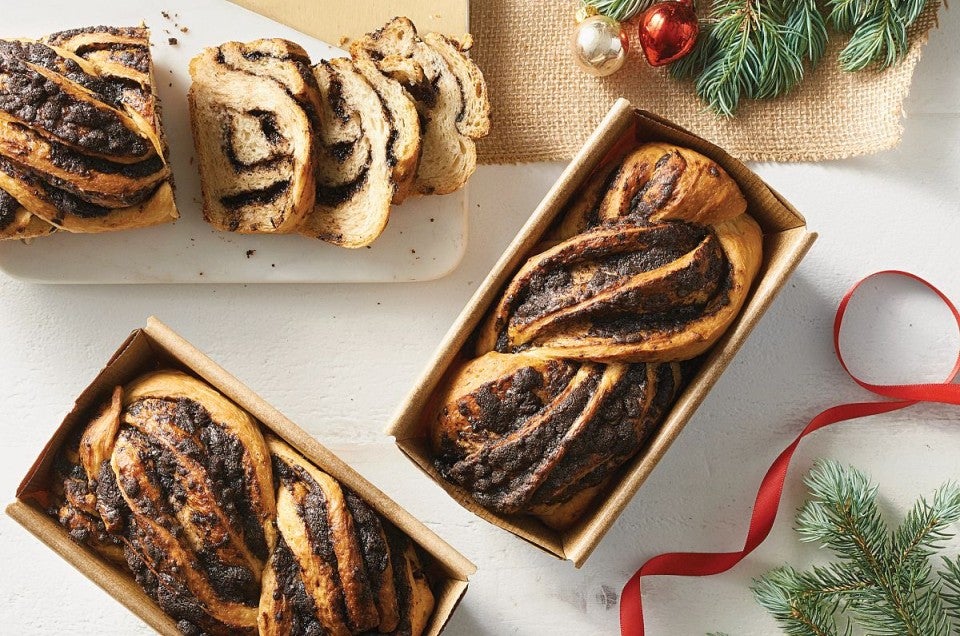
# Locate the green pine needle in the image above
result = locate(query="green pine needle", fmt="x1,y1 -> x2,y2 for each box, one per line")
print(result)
941,556 -> 960,624
582,0 -> 654,22
752,460 -> 960,636
785,0 -> 828,67
826,0 -> 930,71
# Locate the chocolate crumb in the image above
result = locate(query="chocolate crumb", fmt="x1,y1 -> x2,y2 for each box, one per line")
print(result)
168,37 -> 178,45
180,26 -> 189,33
271,263 -> 276,268
245,249 -> 256,258
429,218 -> 435,222
161,10 -> 170,19
411,249 -> 416,254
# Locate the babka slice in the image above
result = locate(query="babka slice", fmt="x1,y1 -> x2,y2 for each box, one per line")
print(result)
188,39 -> 320,233
350,54 -> 421,204
300,58 -> 393,248
350,17 -> 489,196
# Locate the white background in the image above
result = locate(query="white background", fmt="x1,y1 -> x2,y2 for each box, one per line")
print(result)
2,9 -> 960,636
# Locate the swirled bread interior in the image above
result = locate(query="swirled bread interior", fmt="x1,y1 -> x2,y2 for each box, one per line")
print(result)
350,17 -> 489,196
188,39 -> 319,233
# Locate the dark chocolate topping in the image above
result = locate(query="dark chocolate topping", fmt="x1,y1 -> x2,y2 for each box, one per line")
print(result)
0,40 -> 150,156
0,188 -> 18,229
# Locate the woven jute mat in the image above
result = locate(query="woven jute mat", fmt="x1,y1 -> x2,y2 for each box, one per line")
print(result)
472,1 -> 942,164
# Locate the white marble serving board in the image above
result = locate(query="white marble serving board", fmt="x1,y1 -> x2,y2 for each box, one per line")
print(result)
0,0 -> 468,283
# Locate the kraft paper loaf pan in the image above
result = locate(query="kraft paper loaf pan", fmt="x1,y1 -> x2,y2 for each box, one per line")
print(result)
7,317 -> 475,636
386,98 -> 818,567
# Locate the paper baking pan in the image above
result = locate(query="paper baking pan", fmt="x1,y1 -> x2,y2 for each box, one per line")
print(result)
386,98 -> 818,567
8,317 -> 475,635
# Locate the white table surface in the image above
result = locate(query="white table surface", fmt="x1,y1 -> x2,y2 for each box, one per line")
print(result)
3,11 -> 960,636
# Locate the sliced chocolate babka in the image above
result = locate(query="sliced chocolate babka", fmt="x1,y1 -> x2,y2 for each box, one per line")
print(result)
188,39 -> 320,234
351,17 -> 490,196
48,371 -> 440,636
0,27 -> 177,236
187,18 -> 490,246
301,58 -> 394,248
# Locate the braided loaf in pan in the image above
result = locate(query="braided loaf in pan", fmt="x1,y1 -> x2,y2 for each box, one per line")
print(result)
0,26 -> 177,238
430,142 -> 763,528
49,370 -> 435,636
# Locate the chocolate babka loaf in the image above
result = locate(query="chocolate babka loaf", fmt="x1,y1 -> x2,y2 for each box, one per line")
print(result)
0,26 -> 177,238
430,142 -> 763,528
49,370 -> 435,636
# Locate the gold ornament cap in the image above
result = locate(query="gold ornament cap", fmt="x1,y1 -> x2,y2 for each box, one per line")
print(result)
575,4 -> 600,22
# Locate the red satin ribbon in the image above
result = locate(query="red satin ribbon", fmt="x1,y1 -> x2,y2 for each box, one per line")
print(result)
620,270 -> 960,635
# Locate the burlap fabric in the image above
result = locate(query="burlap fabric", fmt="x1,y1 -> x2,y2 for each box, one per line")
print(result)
472,1 -> 942,164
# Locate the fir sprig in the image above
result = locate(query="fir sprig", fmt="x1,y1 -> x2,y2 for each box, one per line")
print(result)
671,0 -> 820,116
671,0 -> 933,115
830,0 -> 930,71
752,460 -> 960,636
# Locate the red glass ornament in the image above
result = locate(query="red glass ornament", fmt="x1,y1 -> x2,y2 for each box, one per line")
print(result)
637,0 -> 699,67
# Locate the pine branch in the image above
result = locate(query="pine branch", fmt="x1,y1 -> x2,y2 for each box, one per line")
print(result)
890,483 -> 960,576
795,460 -> 887,577
783,0 -> 828,67
753,566 -> 850,636
753,565 -> 860,636
669,0 -> 933,114
673,0 -> 817,116
755,460 -> 960,636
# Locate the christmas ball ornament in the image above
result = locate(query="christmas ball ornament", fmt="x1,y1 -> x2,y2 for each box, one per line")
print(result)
638,0 -> 699,67
571,14 -> 629,77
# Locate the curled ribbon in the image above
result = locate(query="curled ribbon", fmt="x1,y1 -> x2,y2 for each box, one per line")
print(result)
620,270 -> 960,635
